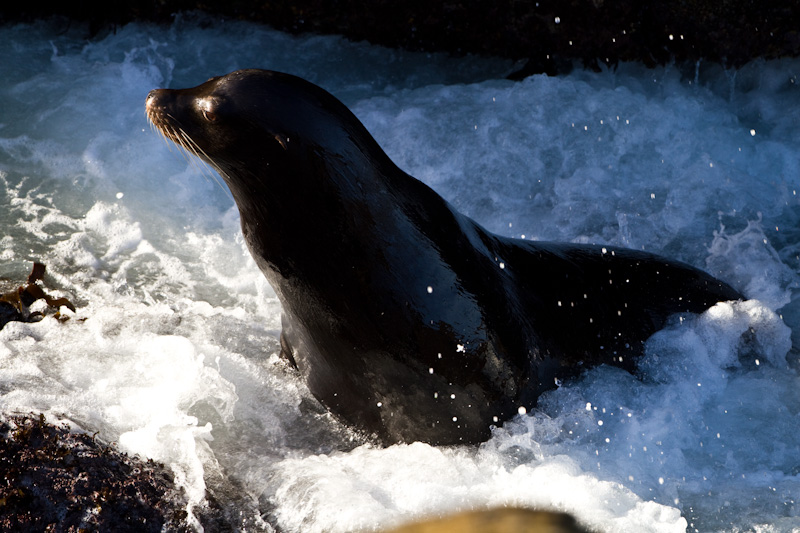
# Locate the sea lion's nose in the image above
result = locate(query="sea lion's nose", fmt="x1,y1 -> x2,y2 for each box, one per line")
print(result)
145,89 -> 168,112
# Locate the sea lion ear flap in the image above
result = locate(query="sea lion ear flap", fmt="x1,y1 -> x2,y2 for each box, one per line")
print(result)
273,134 -> 290,151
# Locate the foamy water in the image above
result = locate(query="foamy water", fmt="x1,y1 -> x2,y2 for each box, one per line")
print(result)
1,15 -> 799,532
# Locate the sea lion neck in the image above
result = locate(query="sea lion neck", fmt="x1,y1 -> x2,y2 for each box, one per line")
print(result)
235,151 -> 439,294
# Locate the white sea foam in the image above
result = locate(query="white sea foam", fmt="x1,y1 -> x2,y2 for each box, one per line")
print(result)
0,16 -> 799,533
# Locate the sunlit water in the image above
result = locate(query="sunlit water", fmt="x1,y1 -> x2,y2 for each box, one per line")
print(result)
1,15 -> 799,533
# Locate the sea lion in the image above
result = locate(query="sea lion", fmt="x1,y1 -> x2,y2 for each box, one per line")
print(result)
145,69 -> 742,445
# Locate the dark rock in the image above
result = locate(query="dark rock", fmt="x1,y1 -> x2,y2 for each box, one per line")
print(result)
1,1 -> 798,74
0,413 -> 193,532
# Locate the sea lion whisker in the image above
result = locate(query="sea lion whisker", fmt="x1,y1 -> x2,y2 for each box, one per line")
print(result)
178,129 -> 232,198
148,115 -> 223,193
146,112 -> 180,154
159,128 -> 178,153
164,127 -> 192,160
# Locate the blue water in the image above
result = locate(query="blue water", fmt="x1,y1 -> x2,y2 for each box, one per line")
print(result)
1,15 -> 799,532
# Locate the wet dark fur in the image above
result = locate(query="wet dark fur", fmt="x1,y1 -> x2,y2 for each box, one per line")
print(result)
146,70 -> 742,445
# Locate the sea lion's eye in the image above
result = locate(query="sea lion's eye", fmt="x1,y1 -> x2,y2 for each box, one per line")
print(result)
274,134 -> 289,150
198,98 -> 220,123
202,109 -> 218,123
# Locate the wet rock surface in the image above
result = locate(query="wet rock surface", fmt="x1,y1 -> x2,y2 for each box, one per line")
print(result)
0,413 -> 193,532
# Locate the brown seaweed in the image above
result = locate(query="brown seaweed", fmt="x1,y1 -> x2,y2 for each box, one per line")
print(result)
0,262 -> 75,330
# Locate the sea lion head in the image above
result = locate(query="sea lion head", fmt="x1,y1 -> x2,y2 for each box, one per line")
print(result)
146,69 -> 391,198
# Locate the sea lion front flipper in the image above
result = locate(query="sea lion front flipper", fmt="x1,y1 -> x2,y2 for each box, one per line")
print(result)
279,328 -> 298,370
